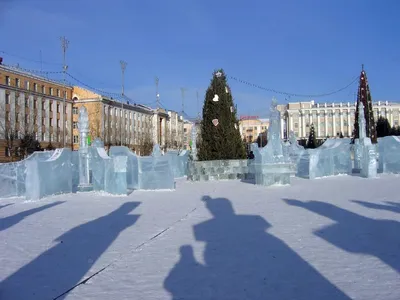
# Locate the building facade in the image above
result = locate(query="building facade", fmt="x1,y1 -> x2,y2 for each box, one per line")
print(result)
72,87 -> 185,153
238,116 -> 270,143
278,100 -> 400,140
0,63 -> 73,162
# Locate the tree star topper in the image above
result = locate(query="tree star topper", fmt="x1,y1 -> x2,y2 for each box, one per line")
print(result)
215,71 -> 222,78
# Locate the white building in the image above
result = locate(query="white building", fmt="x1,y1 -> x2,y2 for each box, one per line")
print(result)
277,100 -> 400,140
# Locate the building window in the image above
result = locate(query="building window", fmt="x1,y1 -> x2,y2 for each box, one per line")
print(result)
5,93 -> 10,104
57,89 -> 60,97
50,117 -> 53,125
73,135 -> 79,144
57,104 -> 60,113
57,119 -> 60,127
73,121 -> 78,129
41,85 -> 45,94
25,99 -> 29,107
25,81 -> 30,90
49,87 -> 53,96
5,147 -> 10,157
15,78 -> 20,88
5,76 -> 10,86
42,118 -> 45,125
34,83 -> 38,92
25,115 -> 28,124
33,99 -> 37,109
72,107 -> 78,114
294,123 -> 298,129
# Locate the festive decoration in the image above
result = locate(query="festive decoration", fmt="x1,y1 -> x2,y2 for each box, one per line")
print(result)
198,69 -> 246,161
213,94 -> 219,102
353,65 -> 377,143
225,86 -> 229,93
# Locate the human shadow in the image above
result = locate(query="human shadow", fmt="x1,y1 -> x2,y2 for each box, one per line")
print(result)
164,196 -> 350,300
0,201 -> 64,232
284,199 -> 400,274
0,203 -> 13,210
0,201 -> 140,300
351,199 -> 400,214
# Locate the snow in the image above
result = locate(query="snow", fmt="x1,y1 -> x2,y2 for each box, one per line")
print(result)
1,175 -> 399,300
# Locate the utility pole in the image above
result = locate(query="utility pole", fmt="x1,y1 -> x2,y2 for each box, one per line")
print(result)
120,60 -> 127,96
155,76 -> 160,109
180,87 -> 186,115
120,60 -> 127,145
196,89 -> 200,120
60,36 -> 69,148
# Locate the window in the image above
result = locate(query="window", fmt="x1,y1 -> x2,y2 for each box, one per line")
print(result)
5,147 -> 10,157
57,89 -> 60,97
5,93 -> 10,104
25,81 -> 30,90
33,99 -> 37,109
15,78 -> 20,87
49,87 -> 53,96
5,111 -> 10,121
73,121 -> 78,129
34,83 -> 38,92
25,115 -> 28,124
57,104 -> 60,113
57,119 -> 60,127
25,99 -> 29,107
42,118 -> 45,125
395,120 -> 399,126
72,107 -> 78,114
15,114 -> 19,123
5,76 -> 10,85
294,123 -> 299,129
49,102 -> 53,112
73,135 -> 79,144
41,85 -> 45,94
50,117 -> 53,125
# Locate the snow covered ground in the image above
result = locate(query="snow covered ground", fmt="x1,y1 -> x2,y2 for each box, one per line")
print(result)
0,175 -> 399,300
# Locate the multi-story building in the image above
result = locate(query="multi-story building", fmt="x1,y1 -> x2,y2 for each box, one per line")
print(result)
238,116 -> 270,143
166,110 -> 184,149
0,62 -> 73,162
278,100 -> 400,140
72,87 -> 185,153
72,86 -> 155,154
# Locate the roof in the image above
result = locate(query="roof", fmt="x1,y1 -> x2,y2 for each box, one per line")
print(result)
0,64 -> 70,88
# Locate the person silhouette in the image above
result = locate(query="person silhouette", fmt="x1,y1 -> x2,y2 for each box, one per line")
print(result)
165,196 -> 350,300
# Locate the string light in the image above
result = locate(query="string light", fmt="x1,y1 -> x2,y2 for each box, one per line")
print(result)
228,75 -> 359,99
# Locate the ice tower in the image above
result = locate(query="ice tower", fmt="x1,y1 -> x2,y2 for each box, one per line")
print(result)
78,106 -> 93,191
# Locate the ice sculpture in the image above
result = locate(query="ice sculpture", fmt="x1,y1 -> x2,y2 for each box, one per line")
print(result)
152,144 -> 163,157
138,155 -> 175,190
77,106 -> 93,192
90,145 -> 128,195
377,136 -> 400,173
251,99 -> 293,186
0,151 -> 54,198
296,138 -> 352,179
191,125 -> 198,160
165,150 -> 189,178
25,149 -> 73,200
355,103 -> 377,178
284,131 -> 305,174
109,146 -> 175,190
92,138 -> 104,148
109,146 -> 139,190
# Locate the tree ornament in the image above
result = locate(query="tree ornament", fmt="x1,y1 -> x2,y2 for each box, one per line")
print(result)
230,106 -> 233,112
213,94 -> 219,102
215,71 -> 222,78
212,119 -> 219,126
234,124 -> 237,129
225,86 -> 229,93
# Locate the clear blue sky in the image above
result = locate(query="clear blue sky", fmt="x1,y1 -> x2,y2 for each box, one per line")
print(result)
1,0 -> 399,118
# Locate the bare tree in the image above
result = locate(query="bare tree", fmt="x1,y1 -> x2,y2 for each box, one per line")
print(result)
88,103 -> 102,141
138,129 -> 154,156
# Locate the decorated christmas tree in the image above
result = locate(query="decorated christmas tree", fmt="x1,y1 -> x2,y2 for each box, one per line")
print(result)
198,69 -> 246,161
306,123 -> 317,149
353,65 -> 377,143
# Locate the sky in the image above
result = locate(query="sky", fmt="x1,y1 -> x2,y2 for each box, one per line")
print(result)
0,0 -> 399,118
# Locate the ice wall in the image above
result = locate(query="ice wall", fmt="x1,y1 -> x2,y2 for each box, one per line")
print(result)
25,149 -> 73,200
378,136 -> 400,174
137,155 -> 175,190
0,151 -> 54,198
152,144 -> 163,157
165,150 -> 189,178
296,139 -> 352,179
109,146 -> 139,190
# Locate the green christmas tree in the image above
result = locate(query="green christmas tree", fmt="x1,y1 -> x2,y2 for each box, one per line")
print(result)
353,66 -> 377,143
306,123 -> 317,149
198,69 -> 246,161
